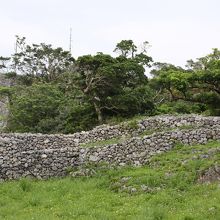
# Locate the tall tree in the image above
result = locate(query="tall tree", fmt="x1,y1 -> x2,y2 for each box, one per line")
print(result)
11,36 -> 75,82
74,42 -> 154,123
150,49 -> 220,115
114,40 -> 137,58
186,49 -> 220,114
187,48 -> 220,95
114,40 -> 153,66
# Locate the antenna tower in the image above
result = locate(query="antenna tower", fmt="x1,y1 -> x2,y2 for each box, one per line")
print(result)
69,27 -> 72,54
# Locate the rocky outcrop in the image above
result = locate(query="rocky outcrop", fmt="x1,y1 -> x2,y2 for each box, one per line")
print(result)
198,165 -> 220,183
0,115 -> 220,181
0,74 -> 11,129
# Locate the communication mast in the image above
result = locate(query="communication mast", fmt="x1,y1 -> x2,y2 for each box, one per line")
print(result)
14,37 -> 18,54
14,36 -> 18,72
69,27 -> 72,54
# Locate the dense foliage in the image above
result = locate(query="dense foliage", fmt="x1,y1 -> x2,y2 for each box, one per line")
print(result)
0,37 -> 219,133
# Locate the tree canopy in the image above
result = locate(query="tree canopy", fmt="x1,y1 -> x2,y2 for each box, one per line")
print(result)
0,37 -> 219,133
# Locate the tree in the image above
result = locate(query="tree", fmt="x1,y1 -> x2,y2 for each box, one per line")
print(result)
74,42 -> 154,123
7,83 -> 64,133
75,53 -> 117,122
114,40 -> 153,66
5,82 -> 100,134
150,49 -> 220,115
150,62 -> 192,101
114,40 -> 137,58
186,49 -> 220,114
187,48 -> 220,95
11,36 -> 75,82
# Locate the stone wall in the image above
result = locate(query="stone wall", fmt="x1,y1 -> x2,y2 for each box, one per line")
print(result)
55,115 -> 220,144
0,74 -> 11,129
84,127 -> 219,166
0,115 -> 220,180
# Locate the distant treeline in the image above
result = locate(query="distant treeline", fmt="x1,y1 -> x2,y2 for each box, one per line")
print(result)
0,37 -> 219,133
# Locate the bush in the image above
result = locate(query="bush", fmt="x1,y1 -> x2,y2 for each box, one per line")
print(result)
6,83 -> 98,134
157,100 -> 207,115
7,83 -> 63,133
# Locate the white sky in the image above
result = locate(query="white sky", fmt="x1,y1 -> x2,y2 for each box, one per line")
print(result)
0,0 -> 220,67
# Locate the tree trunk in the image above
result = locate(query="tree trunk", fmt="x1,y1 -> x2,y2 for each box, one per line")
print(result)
93,101 -> 103,123
167,88 -> 175,101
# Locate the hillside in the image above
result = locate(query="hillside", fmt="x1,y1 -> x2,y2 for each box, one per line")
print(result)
0,115 -> 220,219
0,141 -> 220,219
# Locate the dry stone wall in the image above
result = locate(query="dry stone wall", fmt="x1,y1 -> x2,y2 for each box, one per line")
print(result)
84,127 -> 220,166
61,115 -> 220,144
0,115 -> 220,181
0,74 -> 12,129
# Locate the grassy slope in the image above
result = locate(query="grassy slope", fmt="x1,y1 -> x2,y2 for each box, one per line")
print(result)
0,141 -> 220,220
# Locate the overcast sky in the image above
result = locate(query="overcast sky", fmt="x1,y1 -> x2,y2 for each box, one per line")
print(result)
1,0 -> 220,67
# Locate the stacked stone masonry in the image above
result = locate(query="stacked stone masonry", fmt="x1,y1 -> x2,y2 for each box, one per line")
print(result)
0,115 -> 219,180
0,74 -> 11,129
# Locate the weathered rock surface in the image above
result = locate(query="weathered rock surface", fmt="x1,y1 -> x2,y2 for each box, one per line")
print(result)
0,74 -> 11,129
198,165 -> 220,183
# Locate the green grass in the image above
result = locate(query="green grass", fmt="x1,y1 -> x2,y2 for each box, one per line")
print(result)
1,141 -> 220,220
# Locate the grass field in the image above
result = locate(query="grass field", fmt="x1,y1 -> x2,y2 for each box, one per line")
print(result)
0,141 -> 220,220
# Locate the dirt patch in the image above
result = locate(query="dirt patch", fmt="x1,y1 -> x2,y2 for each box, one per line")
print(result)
198,165 -> 220,183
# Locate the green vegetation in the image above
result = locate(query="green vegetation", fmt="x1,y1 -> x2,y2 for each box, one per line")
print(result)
124,119 -> 139,130
0,38 -> 219,133
1,141 -> 220,220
